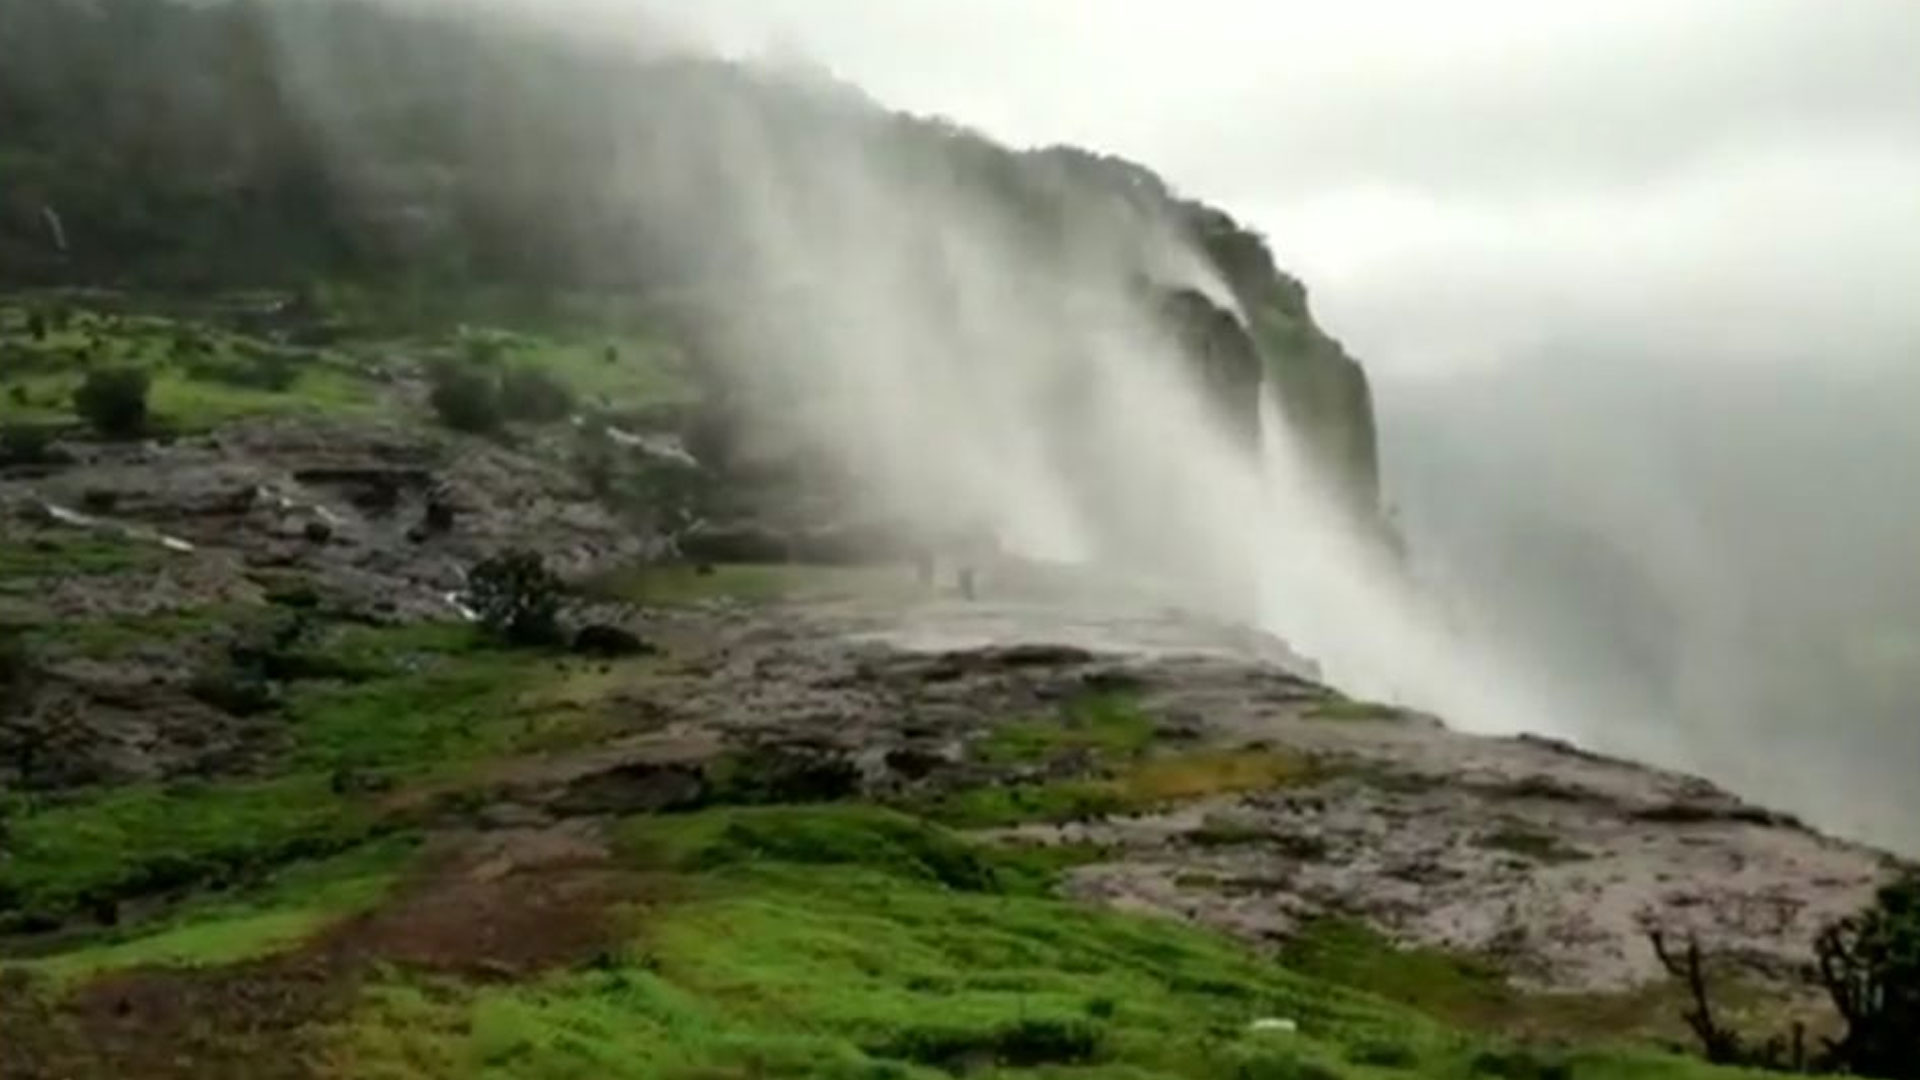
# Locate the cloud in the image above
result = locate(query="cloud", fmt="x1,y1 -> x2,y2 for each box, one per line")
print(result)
635,0 -> 1920,378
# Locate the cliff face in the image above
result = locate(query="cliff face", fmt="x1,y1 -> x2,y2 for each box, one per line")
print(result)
1184,207 -> 1381,519
0,0 -> 1382,521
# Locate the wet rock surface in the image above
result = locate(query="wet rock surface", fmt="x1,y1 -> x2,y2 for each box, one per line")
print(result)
2,420 -> 1904,1016
1,417 -> 656,623
415,592 -> 1902,1004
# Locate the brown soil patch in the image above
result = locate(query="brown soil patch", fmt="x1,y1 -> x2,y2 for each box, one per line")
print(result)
0,825 -> 658,1080
324,824 -> 651,980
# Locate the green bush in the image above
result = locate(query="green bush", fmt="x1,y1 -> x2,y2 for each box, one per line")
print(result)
1817,874 -> 1920,1078
241,349 -> 301,392
427,363 -> 503,434
73,367 -> 151,438
661,806 -> 998,893
1,424 -> 54,465
462,335 -> 506,366
499,365 -> 575,423
1347,1039 -> 1417,1067
187,668 -> 280,717
876,1018 -> 1102,1069
1468,1048 -> 1571,1080
0,630 -> 39,707
464,549 -> 563,647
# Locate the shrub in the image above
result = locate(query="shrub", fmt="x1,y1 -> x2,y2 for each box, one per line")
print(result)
878,1018 -> 1101,1070
427,363 -> 503,434
1230,1049 -> 1346,1080
1817,874 -> 1920,1079
188,668 -> 280,717
462,335 -> 506,366
499,366 -> 575,423
1468,1049 -> 1570,1080
73,367 -> 151,437
242,349 -> 300,392
1347,1039 -> 1417,1068
0,425 -> 53,465
1654,878 -> 1920,1078
169,329 -> 207,359
465,549 -> 564,647
0,630 -> 39,707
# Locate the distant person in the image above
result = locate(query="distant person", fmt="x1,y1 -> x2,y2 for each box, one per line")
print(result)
952,520 -> 1000,602
912,543 -> 936,589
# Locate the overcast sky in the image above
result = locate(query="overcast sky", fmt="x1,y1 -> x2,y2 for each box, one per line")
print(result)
634,0 -> 1920,380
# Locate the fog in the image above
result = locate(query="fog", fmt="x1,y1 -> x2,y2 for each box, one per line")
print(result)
582,1 -> 1920,850
300,2 -> 1919,848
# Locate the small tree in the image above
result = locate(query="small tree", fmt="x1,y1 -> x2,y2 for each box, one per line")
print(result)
1817,875 -> 1920,1079
428,363 -> 503,434
73,366 -> 151,438
1653,877 -> 1920,1079
465,549 -> 564,647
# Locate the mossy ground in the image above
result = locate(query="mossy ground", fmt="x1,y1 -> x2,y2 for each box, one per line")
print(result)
975,691 -> 1158,766
1281,920 -> 1803,1059
0,534 -> 162,586
0,613 -> 645,931
0,313 -> 1778,1078
922,692 -> 1322,829
0,291 -> 688,436
1,805 -> 1768,1080
586,563 -> 919,608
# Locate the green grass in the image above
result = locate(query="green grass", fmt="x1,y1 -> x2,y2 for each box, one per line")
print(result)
22,605 -> 242,659
328,806 -> 1760,1080
0,620 -> 632,929
1281,919 -> 1515,1029
10,838 -> 412,982
921,748 -> 1322,829
1307,698 -> 1404,723
588,562 -> 914,607
0,310 -> 388,431
509,332 -> 692,412
977,690 -> 1158,766
0,774 -> 383,928
1187,815 -> 1287,849
3,292 -> 710,439
147,362 -> 382,430
0,534 -> 161,584
6,804 -> 1764,1079
618,805 -> 1003,893
280,618 -> 626,773
1477,825 -> 1591,865
283,650 -> 577,772
1277,919 -> 1792,1054
342,809 -> 1437,1079
940,693 -> 1320,830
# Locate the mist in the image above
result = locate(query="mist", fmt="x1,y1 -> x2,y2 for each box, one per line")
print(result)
266,0 -> 1920,849
572,0 -> 1920,850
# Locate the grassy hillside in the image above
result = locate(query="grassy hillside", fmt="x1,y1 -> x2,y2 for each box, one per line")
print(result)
0,544 -> 1780,1078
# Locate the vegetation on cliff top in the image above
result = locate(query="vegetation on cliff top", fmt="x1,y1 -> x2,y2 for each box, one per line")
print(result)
0,0 -> 1378,508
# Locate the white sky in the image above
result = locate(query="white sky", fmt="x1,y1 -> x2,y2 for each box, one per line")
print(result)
639,0 -> 1920,378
